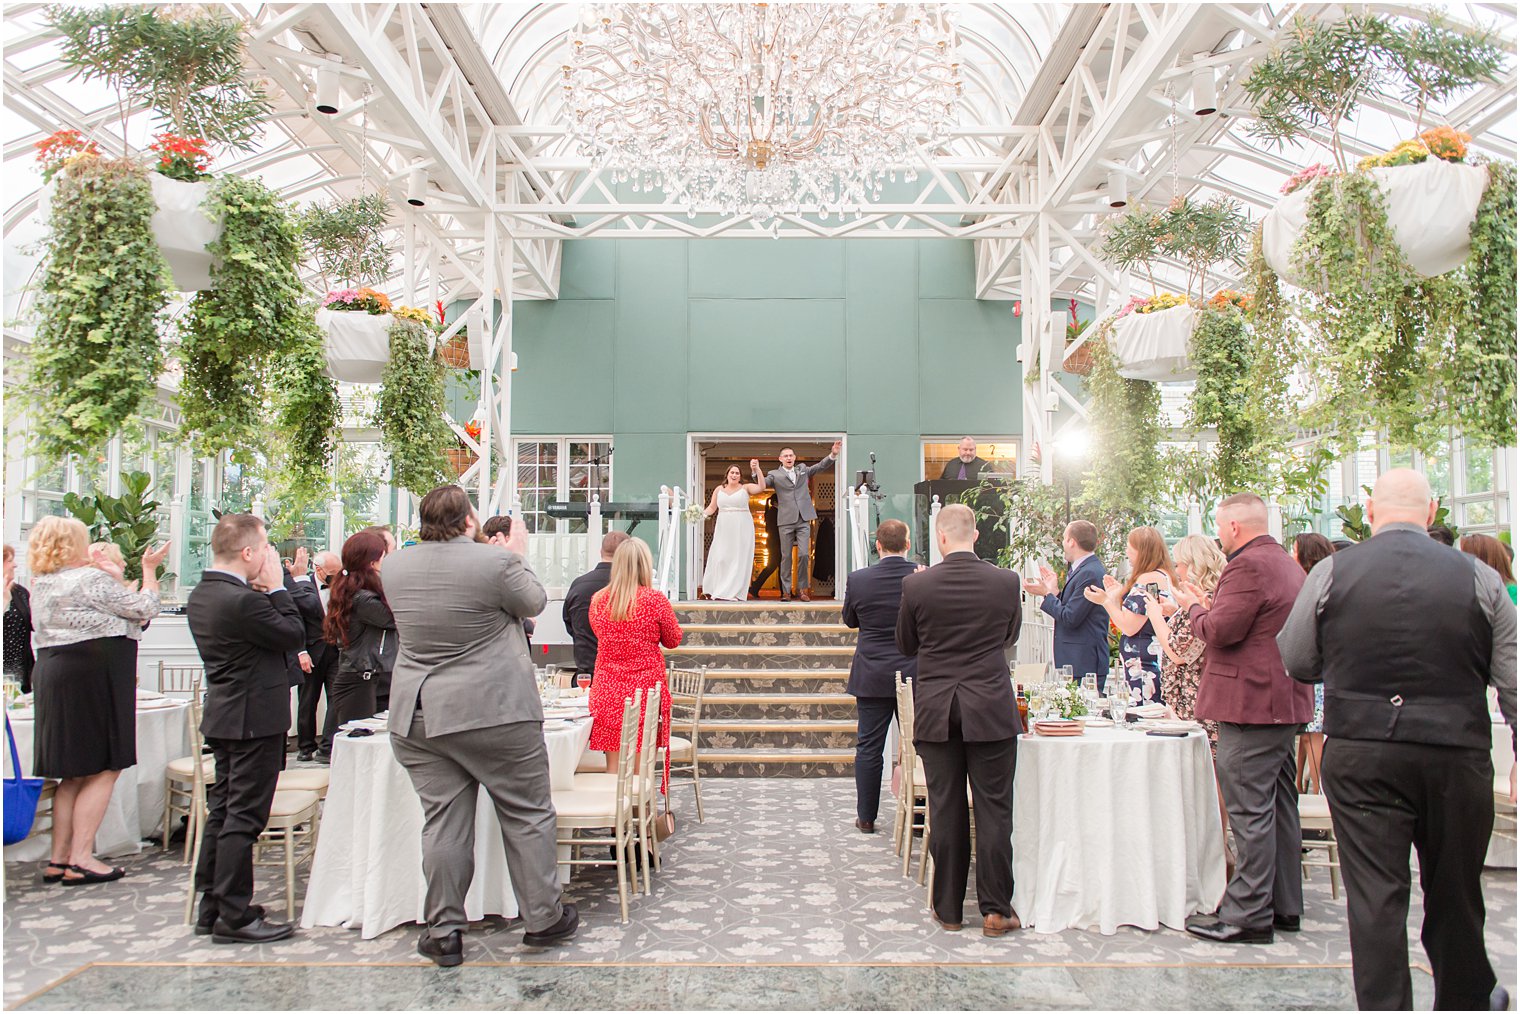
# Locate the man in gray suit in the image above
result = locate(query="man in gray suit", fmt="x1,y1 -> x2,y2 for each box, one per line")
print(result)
380,485 -> 576,967
750,440 -> 841,601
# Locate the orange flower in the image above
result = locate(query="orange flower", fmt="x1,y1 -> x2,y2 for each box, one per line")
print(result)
358,288 -> 391,312
1419,126 -> 1470,163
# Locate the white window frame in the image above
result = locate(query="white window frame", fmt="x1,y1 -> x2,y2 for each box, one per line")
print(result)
511,436 -> 614,534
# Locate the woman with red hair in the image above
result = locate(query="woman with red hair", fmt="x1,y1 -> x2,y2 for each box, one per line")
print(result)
323,530 -> 397,731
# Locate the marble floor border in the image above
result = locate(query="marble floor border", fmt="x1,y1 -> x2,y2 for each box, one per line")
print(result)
9,959 -> 1364,1010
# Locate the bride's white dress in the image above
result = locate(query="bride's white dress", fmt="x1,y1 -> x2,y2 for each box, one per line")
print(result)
701,487 -> 756,601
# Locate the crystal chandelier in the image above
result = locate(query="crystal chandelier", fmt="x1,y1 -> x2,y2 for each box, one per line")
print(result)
564,4 -> 962,224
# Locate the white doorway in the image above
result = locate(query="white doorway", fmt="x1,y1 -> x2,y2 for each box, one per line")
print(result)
686,433 -> 847,601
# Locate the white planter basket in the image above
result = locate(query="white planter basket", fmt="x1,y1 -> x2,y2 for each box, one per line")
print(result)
1262,159 -> 1489,289
39,173 -> 221,292
1109,303 -> 1197,382
317,309 -> 395,384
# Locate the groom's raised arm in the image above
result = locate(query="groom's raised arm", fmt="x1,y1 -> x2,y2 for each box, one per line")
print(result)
805,448 -> 839,478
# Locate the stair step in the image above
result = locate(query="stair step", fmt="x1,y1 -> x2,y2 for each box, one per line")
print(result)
700,668 -> 853,680
677,601 -> 843,611
669,645 -> 855,657
700,748 -> 855,763
700,719 -> 857,734
703,693 -> 856,706
679,623 -> 854,635
697,747 -> 856,776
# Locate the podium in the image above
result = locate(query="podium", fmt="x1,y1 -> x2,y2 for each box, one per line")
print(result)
912,479 -> 1010,564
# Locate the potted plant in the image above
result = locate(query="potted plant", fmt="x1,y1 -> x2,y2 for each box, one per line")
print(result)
448,421 -> 482,477
45,4 -> 271,290
1061,298 -> 1095,376
318,287 -> 395,384
1097,195 -> 1249,381
303,194 -> 396,381
1244,10 -> 1515,450
61,471 -> 170,584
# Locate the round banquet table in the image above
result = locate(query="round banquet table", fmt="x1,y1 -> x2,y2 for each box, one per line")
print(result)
3,698 -> 191,862
1012,724 -> 1227,934
301,717 -> 594,939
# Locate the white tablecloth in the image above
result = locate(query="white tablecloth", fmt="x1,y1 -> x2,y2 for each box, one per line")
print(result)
4,700 -> 191,862
1013,725 -> 1226,934
301,718 -> 593,938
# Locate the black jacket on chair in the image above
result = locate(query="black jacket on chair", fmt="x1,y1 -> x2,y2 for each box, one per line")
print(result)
187,571 -> 307,740
843,555 -> 919,698
896,551 -> 1023,742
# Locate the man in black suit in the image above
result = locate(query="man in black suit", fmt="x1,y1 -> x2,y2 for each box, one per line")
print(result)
1278,469 -> 1517,1010
186,513 -> 307,944
748,496 -> 782,598
896,503 -> 1024,937
563,530 -> 631,678
286,547 -> 334,762
842,519 -> 919,833
939,437 -> 989,482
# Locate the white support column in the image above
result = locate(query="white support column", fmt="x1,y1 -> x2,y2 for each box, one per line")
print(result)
328,496 -> 345,551
928,495 -> 944,566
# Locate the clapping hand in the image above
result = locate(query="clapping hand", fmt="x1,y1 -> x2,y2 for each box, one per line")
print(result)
1021,563 -> 1058,598
251,545 -> 282,592
1172,581 -> 1210,612
141,540 -> 171,576
1083,574 -> 1124,608
291,546 -> 309,576
91,545 -> 126,582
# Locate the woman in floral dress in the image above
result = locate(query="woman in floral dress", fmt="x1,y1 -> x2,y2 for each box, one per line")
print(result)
1141,534 -> 1227,748
1085,526 -> 1176,706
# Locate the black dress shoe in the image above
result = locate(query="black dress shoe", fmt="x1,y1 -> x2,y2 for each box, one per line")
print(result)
197,904 -> 264,936
212,916 -> 295,944
418,928 -> 464,967
1272,914 -> 1301,932
1184,918 -> 1273,944
522,903 -> 579,947
296,750 -> 314,763
854,819 -> 876,833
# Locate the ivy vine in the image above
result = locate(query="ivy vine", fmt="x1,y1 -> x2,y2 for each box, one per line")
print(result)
269,315 -> 340,511
177,175 -> 309,464
1082,324 -> 1164,526
376,320 -> 452,498
1187,307 -> 1262,495
25,158 -> 169,459
1444,159 -> 1516,448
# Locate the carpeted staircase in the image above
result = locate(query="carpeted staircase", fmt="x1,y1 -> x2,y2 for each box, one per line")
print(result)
669,601 -> 860,776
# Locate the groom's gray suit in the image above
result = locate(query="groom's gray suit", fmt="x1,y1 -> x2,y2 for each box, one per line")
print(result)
753,454 -> 837,596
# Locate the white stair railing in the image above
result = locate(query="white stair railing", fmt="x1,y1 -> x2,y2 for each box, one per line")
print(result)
585,494 -> 603,573
654,484 -> 686,599
847,484 -> 871,573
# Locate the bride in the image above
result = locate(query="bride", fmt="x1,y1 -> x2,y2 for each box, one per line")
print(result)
700,465 -> 764,601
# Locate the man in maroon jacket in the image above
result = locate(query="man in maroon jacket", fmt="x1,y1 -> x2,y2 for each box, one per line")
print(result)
1173,492 -> 1311,944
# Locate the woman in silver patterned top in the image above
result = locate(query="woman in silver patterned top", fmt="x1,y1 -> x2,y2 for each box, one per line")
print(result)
27,516 -> 168,886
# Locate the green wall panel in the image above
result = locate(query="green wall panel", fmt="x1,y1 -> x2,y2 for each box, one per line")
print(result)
613,241 -> 689,434
687,298 -> 848,431
558,240 -> 616,300
918,239 -> 977,299
845,241 -> 920,434
689,239 -> 845,299
917,298 -> 1020,435
511,299 -> 615,432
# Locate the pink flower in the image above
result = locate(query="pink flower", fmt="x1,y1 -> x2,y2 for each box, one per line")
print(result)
324,289 -> 360,307
1116,295 -> 1149,319
1281,163 -> 1334,196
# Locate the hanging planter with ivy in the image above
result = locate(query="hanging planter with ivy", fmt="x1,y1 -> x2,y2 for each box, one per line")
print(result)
376,319 -> 454,498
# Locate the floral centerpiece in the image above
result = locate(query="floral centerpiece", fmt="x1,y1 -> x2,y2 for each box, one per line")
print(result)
1032,682 -> 1089,721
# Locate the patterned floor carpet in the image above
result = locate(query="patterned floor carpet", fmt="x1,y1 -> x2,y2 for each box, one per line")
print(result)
4,777 -> 1515,1009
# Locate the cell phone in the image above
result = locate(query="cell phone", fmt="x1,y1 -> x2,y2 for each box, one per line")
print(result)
1146,729 -> 1189,738
1144,582 -> 1161,599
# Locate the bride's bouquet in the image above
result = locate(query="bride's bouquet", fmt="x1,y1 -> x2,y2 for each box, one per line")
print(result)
681,503 -> 705,525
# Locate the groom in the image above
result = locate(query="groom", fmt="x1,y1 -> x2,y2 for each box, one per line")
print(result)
751,441 -> 841,601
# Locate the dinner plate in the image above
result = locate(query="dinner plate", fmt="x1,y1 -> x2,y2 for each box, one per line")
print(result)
136,698 -> 183,710
1081,717 -> 1113,728
135,689 -> 166,701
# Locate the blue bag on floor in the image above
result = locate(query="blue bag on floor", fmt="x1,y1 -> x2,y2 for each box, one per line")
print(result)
3,713 -> 44,845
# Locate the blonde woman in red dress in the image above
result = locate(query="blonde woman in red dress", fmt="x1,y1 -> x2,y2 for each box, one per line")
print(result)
588,538 -> 683,791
